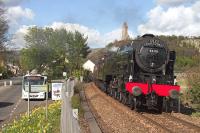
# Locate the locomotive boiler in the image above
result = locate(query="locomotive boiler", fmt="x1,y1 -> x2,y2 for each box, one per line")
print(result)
95,34 -> 180,113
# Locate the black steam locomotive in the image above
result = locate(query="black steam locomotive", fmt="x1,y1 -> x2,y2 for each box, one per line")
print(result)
94,34 -> 180,113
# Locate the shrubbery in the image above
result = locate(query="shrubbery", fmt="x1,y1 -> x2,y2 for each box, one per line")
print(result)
0,66 -> 13,79
175,56 -> 200,71
71,82 -> 84,117
186,68 -> 200,105
2,101 -> 61,133
181,67 -> 200,112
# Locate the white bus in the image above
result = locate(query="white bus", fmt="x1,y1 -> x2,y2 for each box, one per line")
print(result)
22,74 -> 48,99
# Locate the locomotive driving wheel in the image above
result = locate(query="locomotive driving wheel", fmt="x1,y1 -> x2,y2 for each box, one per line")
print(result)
133,97 -> 137,110
130,95 -> 137,110
157,96 -> 164,113
121,92 -> 128,105
163,97 -> 172,113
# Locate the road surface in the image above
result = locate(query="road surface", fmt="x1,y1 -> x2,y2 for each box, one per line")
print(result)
0,77 -> 22,86
0,77 -> 49,128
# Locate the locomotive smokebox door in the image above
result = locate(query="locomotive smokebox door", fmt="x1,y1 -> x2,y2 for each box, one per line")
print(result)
135,35 -> 169,73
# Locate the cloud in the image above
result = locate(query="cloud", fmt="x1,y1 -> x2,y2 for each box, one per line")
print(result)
156,0 -> 197,6
6,6 -> 34,26
48,22 -> 135,48
11,22 -> 135,49
10,25 -> 31,49
1,0 -> 25,6
48,22 -> 102,47
138,1 -> 200,36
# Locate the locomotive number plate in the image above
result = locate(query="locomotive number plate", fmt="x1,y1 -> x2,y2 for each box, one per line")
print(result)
149,49 -> 159,53
144,39 -> 162,47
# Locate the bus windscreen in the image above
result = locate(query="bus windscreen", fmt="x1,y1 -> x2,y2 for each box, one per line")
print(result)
24,76 -> 45,85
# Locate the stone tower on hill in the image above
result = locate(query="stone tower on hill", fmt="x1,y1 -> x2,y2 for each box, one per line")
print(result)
121,22 -> 129,40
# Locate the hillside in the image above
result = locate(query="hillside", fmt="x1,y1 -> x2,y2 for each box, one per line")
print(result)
159,36 -> 200,71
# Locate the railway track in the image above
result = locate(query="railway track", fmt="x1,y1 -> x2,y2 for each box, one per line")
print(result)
162,113 -> 200,131
140,112 -> 200,133
137,112 -> 174,133
86,82 -> 200,133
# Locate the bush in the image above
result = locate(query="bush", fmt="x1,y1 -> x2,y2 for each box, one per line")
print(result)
74,82 -> 83,94
192,112 -> 200,117
71,94 -> 84,117
0,67 -> 13,79
184,67 -> 200,109
190,84 -> 200,104
71,95 -> 81,109
2,101 -> 61,133
53,66 -> 64,78
175,56 -> 200,71
72,69 -> 83,79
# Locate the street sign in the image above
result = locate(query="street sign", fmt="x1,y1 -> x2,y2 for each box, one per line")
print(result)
63,72 -> 67,77
52,83 -> 63,100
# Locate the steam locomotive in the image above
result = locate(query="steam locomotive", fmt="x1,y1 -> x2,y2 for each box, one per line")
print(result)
94,34 -> 180,113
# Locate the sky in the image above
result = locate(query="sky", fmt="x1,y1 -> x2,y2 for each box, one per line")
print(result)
1,0 -> 200,49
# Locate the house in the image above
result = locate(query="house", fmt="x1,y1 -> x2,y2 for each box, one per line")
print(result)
83,60 -> 95,73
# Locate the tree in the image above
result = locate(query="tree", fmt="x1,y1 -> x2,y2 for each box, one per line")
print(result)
0,5 -> 8,77
67,31 -> 90,74
20,27 -> 90,78
0,6 -> 8,50
21,27 -> 55,72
